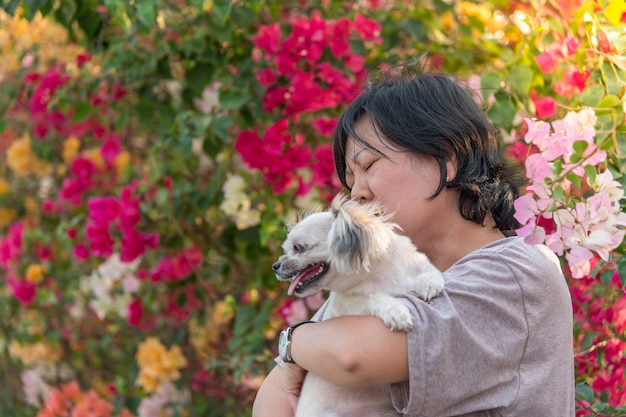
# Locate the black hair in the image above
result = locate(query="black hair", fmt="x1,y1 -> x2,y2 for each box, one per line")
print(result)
332,62 -> 525,232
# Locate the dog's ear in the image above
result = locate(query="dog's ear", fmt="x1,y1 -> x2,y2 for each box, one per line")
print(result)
328,194 -> 393,273
285,221 -> 296,234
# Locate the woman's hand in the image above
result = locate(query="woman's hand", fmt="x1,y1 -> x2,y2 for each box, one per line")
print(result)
281,362 -> 307,413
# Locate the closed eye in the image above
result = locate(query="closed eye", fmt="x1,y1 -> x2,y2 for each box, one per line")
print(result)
294,243 -> 306,253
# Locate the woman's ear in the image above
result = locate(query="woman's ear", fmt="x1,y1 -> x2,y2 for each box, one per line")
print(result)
445,157 -> 458,183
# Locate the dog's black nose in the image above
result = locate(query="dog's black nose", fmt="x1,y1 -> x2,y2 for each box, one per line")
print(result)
272,261 -> 281,271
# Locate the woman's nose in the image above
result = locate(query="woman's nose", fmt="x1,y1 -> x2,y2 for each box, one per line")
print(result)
350,177 -> 373,203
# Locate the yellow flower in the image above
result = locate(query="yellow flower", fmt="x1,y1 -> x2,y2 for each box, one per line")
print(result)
26,264 -> 46,284
84,148 -> 105,169
212,300 -> 234,326
114,150 -> 130,176
24,196 -> 39,217
441,11 -> 455,32
0,179 -> 9,195
6,135 -> 51,177
62,136 -> 81,163
0,207 -> 18,228
136,337 -> 188,393
9,340 -> 61,366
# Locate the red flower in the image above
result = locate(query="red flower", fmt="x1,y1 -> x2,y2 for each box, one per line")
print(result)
9,278 -> 37,306
530,90 -> 557,119
76,52 -> 92,69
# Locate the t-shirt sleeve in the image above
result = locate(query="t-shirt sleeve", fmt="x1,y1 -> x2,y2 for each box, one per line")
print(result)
390,250 -> 530,416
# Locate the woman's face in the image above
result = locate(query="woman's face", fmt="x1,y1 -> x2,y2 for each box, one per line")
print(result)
344,117 -> 458,251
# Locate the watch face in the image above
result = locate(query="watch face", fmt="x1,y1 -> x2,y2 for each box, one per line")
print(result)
278,329 -> 288,358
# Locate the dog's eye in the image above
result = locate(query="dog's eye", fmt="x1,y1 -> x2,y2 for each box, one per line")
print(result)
294,243 -> 306,253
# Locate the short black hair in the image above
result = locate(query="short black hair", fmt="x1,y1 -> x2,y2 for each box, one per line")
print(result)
333,64 -> 524,232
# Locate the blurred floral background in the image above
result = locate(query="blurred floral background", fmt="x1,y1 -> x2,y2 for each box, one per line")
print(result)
0,0 -> 625,416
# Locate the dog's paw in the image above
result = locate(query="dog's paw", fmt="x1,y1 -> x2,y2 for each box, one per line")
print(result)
377,302 -> 413,331
414,268 -> 445,302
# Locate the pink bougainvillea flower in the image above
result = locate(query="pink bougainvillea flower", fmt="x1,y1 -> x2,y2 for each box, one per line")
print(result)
353,13 -> 382,43
505,141 -> 536,163
565,246 -> 594,278
535,35 -> 581,73
530,90 -> 557,119
251,22 -> 281,54
536,52 -> 558,73
150,248 -> 202,283
128,297 -> 144,327
60,157 -> 99,207
28,68 -> 70,114
235,120 -> 311,194
555,66 -> 591,97
0,222 -> 24,267
328,17 -> 351,57
73,244 -> 89,260
312,117 -> 338,136
42,199 -> 56,214
100,136 -> 121,167
256,68 -> 276,87
76,52 -> 92,69
9,278 -> 37,306
513,194 -> 539,225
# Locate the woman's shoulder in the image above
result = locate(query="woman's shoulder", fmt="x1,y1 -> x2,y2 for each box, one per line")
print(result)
444,236 -> 565,287
451,236 -> 561,271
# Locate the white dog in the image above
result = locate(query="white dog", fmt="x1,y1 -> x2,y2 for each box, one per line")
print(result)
273,194 -> 445,417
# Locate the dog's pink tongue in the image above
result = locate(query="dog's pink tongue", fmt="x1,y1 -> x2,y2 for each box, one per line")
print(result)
287,276 -> 303,296
287,265 -> 321,296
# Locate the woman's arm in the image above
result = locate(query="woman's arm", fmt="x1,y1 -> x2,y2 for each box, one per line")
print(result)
290,315 -> 409,387
252,365 -> 297,417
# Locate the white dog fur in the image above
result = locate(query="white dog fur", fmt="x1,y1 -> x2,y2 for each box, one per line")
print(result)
273,194 -> 445,417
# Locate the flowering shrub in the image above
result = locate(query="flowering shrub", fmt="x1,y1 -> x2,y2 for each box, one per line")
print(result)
0,1 -> 625,416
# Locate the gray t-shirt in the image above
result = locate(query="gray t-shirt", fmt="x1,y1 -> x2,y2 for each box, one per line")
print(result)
310,236 -> 575,416
389,237 -> 575,416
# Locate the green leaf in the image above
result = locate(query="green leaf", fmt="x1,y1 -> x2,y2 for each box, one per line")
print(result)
53,0 -> 77,29
211,116 -> 233,141
581,331 -> 594,351
597,94 -> 622,110
220,88 -> 251,110
601,61 -> 621,96
600,269 -> 614,285
136,0 -> 157,28
580,83 -> 604,107
155,188 -> 169,207
575,382 -> 594,403
213,0 -> 232,26
23,0 -> 50,19
72,102 -> 91,122
619,259 -> 626,289
565,172 -> 581,188
584,165 -> 597,186
509,66 -> 532,96
487,98 -> 515,131
480,72 -> 503,102
552,185 -> 565,201
2,0 -> 21,15
572,140 -> 588,154
185,62 -> 214,94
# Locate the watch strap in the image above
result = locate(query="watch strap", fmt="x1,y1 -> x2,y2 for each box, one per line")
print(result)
282,320 -> 316,363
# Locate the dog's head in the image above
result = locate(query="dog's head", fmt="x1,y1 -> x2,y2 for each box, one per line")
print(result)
272,194 -> 398,297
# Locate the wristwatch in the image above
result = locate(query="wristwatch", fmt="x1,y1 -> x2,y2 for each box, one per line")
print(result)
278,320 -> 316,364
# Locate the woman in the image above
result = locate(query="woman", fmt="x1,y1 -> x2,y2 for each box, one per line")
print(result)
253,67 -> 575,416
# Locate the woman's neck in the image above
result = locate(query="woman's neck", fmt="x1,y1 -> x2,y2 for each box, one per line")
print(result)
421,214 -> 505,272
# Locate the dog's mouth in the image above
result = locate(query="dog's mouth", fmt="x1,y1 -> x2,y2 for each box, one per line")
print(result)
288,262 -> 330,296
